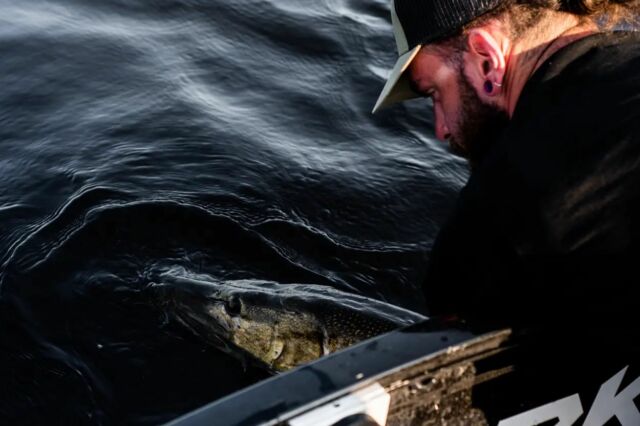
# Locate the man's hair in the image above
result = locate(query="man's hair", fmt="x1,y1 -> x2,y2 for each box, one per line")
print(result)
431,0 -> 639,58
483,0 -> 639,34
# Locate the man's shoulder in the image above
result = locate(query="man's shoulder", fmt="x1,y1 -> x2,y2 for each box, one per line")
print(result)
514,31 -> 640,121
536,30 -> 640,83
493,30 -> 640,180
464,31 -> 640,255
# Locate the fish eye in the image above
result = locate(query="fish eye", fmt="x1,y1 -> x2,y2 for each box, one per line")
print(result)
224,297 -> 242,316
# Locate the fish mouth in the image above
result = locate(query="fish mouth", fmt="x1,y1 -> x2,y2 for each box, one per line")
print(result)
171,300 -> 234,345
147,282 -> 234,336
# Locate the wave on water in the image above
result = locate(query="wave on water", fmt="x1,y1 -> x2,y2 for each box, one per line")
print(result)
0,0 -> 466,423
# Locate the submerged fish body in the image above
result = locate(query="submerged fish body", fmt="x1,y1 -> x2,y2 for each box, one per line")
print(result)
153,271 -> 427,372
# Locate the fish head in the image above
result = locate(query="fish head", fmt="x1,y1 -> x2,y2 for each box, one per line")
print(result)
205,289 -> 326,371
152,273 -> 324,371
205,294 -> 287,367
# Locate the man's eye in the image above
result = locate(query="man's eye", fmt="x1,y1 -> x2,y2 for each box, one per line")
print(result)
409,81 -> 435,100
419,88 -> 435,99
409,81 -> 430,98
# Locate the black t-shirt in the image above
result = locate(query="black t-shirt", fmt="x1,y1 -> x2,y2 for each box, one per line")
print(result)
423,31 -> 640,328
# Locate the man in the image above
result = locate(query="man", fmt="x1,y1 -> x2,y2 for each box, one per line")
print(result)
373,0 -> 640,328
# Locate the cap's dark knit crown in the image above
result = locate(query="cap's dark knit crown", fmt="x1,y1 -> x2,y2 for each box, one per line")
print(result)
394,0 -> 506,52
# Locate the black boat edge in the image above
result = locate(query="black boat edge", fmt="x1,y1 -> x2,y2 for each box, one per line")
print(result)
166,319 -> 640,426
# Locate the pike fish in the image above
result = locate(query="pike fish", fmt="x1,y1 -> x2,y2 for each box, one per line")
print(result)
152,271 -> 427,372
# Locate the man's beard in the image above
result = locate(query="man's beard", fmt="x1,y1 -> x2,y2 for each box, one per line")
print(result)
448,70 -> 510,170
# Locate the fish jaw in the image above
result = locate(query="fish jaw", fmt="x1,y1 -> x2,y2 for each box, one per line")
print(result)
268,315 -> 326,371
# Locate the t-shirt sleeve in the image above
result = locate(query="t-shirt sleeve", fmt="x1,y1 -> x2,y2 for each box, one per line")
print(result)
422,181 -> 525,326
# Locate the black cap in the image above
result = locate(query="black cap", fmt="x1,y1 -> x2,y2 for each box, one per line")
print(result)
395,0 -> 506,54
373,0 -> 506,113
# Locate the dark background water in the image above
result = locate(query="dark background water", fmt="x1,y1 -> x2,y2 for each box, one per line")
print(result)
0,0 -> 468,424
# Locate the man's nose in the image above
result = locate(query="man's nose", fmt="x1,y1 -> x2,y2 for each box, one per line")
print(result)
434,107 -> 451,141
435,123 -> 451,141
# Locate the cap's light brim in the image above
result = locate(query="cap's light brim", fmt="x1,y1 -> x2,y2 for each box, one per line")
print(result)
371,45 -> 422,114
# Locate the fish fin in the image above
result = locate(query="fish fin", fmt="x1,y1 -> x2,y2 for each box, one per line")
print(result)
321,327 -> 331,356
271,339 -> 285,362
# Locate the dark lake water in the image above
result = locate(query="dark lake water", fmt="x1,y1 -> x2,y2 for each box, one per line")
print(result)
0,0 -> 468,424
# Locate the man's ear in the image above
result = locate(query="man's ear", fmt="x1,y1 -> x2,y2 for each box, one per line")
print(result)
464,27 -> 507,91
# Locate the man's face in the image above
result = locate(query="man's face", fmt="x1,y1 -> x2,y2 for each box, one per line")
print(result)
408,48 -> 509,168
